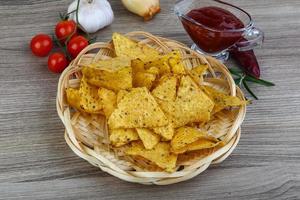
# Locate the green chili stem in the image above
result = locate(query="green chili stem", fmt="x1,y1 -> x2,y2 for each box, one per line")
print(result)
229,67 -> 274,100
243,80 -> 258,100
244,75 -> 275,86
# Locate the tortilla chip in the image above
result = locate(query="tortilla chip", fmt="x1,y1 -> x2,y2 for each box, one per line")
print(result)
131,58 -> 158,90
178,141 -> 225,165
126,141 -> 177,172
133,71 -> 156,90
116,90 -> 129,104
171,126 -> 219,154
66,88 -> 83,112
112,32 -> 160,62
167,51 -> 186,74
89,57 -> 131,72
77,78 -> 103,113
157,76 -> 214,127
108,87 -> 169,129
171,127 -> 208,150
185,139 -> 220,152
176,76 -> 214,125
202,85 -> 248,113
177,148 -> 216,165
66,78 -> 103,113
136,128 -> 160,149
82,66 -> 132,92
144,50 -> 186,75
151,75 -> 178,102
131,59 -> 145,75
153,123 -> 174,141
151,75 -> 179,126
109,128 -> 139,147
188,64 -> 208,85
98,88 -> 117,117
144,57 -> 170,75
156,100 -> 179,124
146,66 -> 160,75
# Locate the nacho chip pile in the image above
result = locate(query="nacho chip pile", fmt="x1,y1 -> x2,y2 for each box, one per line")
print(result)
66,33 -> 247,172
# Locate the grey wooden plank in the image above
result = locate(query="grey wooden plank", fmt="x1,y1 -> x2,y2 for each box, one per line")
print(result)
0,164 -> 300,200
0,0 -> 300,199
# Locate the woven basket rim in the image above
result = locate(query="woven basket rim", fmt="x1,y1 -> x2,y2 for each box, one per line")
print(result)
56,31 -> 247,185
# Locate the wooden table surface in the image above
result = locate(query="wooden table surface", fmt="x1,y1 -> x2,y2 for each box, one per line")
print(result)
1,0 -> 300,199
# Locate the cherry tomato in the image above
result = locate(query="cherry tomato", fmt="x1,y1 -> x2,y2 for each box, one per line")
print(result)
55,20 -> 77,43
67,35 -> 89,58
48,52 -> 68,73
30,34 -> 53,57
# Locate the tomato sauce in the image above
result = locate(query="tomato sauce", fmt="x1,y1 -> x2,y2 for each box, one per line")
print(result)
181,6 -> 245,53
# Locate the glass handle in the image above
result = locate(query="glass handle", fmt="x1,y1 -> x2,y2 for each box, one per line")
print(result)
235,26 -> 264,51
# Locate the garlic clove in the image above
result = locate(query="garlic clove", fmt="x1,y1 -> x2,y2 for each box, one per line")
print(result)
121,0 -> 160,21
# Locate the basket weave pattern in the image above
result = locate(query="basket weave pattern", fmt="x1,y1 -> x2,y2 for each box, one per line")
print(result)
56,31 -> 246,185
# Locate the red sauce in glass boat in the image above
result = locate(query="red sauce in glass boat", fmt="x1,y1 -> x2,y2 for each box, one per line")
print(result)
182,6 -> 245,53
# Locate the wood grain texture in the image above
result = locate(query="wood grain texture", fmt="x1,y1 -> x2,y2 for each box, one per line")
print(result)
0,0 -> 299,199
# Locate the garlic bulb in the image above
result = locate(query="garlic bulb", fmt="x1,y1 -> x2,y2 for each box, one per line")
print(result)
122,0 -> 160,21
68,0 -> 114,33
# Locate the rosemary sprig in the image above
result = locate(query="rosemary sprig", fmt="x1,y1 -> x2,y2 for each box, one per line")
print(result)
229,68 -> 275,100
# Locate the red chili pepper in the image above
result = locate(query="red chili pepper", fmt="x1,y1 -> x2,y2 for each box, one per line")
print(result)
230,39 -> 260,78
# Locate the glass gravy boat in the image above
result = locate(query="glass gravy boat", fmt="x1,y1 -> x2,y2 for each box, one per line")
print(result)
175,0 -> 264,61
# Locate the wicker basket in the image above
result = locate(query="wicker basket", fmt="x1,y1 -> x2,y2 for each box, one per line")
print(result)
56,31 -> 247,185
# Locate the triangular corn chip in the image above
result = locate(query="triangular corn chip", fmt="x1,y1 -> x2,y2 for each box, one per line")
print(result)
108,87 -> 169,129
116,90 -> 129,104
82,66 -> 132,92
155,100 -> 178,124
153,123 -> 174,141
112,32 -> 160,62
144,58 -> 170,75
89,57 -> 131,72
136,128 -> 160,149
177,148 -> 216,165
109,128 -> 139,147
133,71 -> 157,90
145,66 -> 160,75
98,88 -> 117,117
175,76 -> 214,125
157,76 -> 214,127
202,85 -> 248,113
168,51 -> 186,74
126,141 -> 177,172
171,127 -> 219,154
66,88 -> 83,112
144,50 -> 186,76
131,58 -> 145,75
78,78 -> 103,113
151,75 -> 178,102
187,139 -> 221,152
145,60 -> 170,75
187,64 -> 208,85
66,78 -> 103,114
